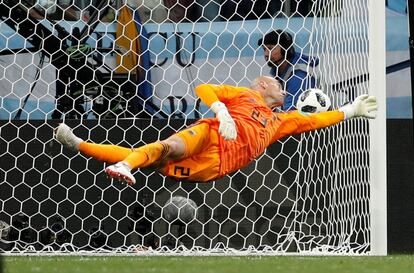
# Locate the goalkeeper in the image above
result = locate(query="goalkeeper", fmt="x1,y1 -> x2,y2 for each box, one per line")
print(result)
54,76 -> 378,185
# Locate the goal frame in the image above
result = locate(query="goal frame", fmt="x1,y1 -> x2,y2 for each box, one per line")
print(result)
368,0 -> 387,256
0,0 -> 388,256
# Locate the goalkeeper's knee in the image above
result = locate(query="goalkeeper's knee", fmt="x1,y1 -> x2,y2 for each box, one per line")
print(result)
161,137 -> 186,160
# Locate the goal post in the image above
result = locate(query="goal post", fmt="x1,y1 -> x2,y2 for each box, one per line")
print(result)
0,0 -> 387,255
368,0 -> 387,256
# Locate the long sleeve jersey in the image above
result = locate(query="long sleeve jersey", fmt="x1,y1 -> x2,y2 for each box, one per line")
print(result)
195,84 -> 344,178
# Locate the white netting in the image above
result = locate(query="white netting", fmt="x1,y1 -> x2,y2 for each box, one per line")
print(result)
0,0 -> 381,255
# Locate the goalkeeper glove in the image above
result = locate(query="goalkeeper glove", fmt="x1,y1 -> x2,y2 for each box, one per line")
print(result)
340,94 -> 378,120
211,101 -> 237,140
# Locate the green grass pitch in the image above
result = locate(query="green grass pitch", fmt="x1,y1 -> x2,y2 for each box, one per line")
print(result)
2,255 -> 414,273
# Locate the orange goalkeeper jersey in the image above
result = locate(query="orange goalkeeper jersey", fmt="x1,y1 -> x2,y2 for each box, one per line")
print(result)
196,84 -> 345,178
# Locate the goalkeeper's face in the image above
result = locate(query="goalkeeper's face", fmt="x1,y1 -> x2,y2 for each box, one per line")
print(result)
262,77 -> 286,108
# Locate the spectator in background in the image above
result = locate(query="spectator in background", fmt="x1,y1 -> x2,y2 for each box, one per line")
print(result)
258,29 -> 318,111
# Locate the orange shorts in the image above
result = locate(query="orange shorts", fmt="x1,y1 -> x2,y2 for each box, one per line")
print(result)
161,122 -> 221,182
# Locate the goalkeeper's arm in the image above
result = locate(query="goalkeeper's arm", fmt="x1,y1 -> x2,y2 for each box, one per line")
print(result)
195,84 -> 237,140
339,94 -> 378,119
272,94 -> 378,141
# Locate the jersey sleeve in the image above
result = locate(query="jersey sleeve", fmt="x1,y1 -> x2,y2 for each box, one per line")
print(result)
273,110 -> 345,141
195,84 -> 247,107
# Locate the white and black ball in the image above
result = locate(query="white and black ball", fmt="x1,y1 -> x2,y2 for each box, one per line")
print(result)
163,196 -> 197,224
296,88 -> 331,114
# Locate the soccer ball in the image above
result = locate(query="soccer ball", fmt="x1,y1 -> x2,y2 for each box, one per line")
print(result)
163,196 -> 197,224
296,88 -> 331,114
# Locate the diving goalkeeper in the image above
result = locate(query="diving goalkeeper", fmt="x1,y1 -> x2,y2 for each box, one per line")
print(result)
54,76 -> 378,185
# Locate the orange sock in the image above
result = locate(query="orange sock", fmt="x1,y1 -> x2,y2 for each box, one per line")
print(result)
79,142 -> 133,163
123,142 -> 169,169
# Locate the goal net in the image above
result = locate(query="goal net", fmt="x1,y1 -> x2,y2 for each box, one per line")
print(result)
0,0 -> 386,255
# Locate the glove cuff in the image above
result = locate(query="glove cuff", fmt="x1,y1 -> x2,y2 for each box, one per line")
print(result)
211,101 -> 227,114
339,103 -> 355,120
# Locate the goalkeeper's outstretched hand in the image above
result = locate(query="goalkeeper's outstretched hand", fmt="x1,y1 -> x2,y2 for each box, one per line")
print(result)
211,101 -> 237,140
340,94 -> 378,119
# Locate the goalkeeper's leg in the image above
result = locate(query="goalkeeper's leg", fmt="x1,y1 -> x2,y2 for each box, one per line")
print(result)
54,123 -> 141,185
105,123 -> 211,185
54,123 -> 210,185
54,123 -> 165,185
105,142 -> 173,185
54,123 -> 134,162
